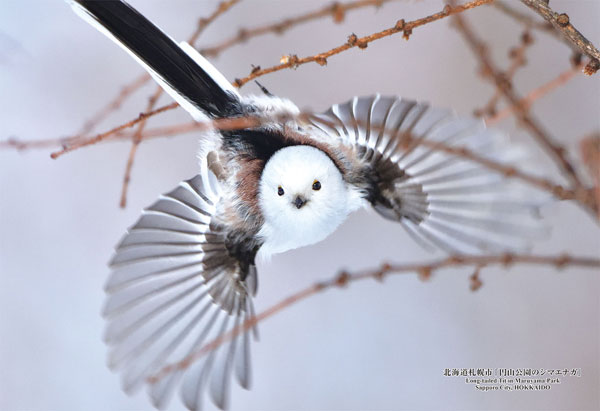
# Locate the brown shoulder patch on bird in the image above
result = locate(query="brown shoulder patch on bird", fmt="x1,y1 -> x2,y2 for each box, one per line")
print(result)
235,156 -> 264,214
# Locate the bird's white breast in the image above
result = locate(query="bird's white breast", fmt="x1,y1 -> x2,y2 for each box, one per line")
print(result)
257,203 -> 349,256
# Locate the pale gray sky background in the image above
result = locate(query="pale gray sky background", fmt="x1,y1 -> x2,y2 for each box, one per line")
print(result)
1,1 -> 599,410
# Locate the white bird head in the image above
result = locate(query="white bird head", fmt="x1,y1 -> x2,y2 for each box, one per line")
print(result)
258,145 -> 362,255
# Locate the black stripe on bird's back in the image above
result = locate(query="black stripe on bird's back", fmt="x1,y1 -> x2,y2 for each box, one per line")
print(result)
222,128 -> 301,163
74,0 -> 242,118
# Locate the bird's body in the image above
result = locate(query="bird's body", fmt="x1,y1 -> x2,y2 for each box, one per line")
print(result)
210,101 -> 368,258
68,1 -> 546,410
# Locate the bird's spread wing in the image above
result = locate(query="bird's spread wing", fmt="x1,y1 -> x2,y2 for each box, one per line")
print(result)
309,95 -> 546,254
105,168 -> 257,410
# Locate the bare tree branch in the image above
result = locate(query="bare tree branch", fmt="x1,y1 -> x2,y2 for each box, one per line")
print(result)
486,64 -> 582,125
450,5 -> 595,215
201,0 -> 401,58
493,1 -> 553,32
475,29 -> 534,118
49,103 -> 178,159
188,0 -> 242,47
520,0 -> 600,75
76,73 -> 150,137
233,0 -> 495,87
148,252 -> 600,384
119,87 -> 163,208
33,0 -> 491,160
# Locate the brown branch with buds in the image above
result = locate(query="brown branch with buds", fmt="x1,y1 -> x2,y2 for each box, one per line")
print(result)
76,73 -> 151,137
493,1 -> 553,32
475,29 -> 534,118
520,0 -> 600,75
485,64 -> 582,126
189,0 -> 242,47
148,252 -> 600,384
200,0 -> 400,58
233,0 -> 495,87
119,87 -> 164,207
18,0 -> 490,162
49,103 -> 179,159
70,0 -> 392,143
450,5 -> 596,215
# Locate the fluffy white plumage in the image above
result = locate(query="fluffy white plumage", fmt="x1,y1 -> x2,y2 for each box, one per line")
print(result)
258,145 -> 364,256
241,94 -> 301,120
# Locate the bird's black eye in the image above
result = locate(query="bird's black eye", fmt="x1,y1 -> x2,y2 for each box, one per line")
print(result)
312,180 -> 321,191
277,186 -> 284,196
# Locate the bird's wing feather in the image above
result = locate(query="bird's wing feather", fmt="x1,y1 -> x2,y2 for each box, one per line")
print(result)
309,94 -> 547,254
105,168 -> 256,410
68,0 -> 241,119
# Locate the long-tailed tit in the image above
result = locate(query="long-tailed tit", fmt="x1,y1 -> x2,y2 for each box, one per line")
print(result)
68,1 -> 545,409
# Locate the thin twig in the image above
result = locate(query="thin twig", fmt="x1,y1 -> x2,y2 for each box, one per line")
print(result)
475,29 -> 533,118
417,138 -> 579,203
493,1 -> 555,33
76,73 -> 151,137
486,64 -> 582,125
50,103 -> 179,159
119,88 -> 163,208
37,0 -> 492,158
520,0 -> 600,75
494,1 -> 583,65
233,0 -> 495,87
148,252 -> 600,383
450,7 -> 592,212
201,0 -> 399,58
189,0 -> 242,47
0,135 -> 79,151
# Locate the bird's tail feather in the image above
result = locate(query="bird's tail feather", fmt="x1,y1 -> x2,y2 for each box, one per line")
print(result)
68,0 -> 242,120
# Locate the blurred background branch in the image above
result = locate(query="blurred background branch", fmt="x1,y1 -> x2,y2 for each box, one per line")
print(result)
150,252 -> 600,383
449,0 -> 597,216
200,0 -> 402,58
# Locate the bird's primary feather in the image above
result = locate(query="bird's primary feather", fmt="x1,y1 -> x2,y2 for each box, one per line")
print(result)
105,169 -> 257,410
308,94 -> 546,254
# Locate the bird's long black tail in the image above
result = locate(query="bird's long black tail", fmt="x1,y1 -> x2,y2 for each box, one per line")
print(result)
69,0 -> 242,118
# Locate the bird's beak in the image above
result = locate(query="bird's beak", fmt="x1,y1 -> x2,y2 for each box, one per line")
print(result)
293,196 -> 307,209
